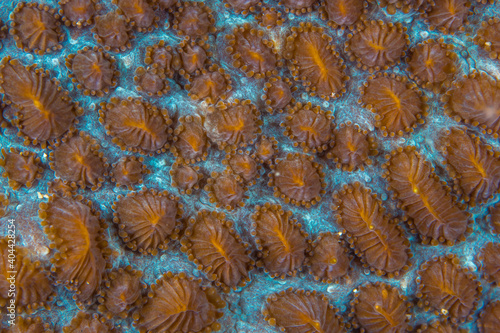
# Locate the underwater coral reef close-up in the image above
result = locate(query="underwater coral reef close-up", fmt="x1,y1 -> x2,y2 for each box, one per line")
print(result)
1,0 -> 500,332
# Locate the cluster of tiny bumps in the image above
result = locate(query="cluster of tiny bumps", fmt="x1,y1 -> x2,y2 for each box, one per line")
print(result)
0,0 -> 500,331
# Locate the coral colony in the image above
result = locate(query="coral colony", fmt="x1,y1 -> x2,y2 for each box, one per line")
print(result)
1,0 -> 500,332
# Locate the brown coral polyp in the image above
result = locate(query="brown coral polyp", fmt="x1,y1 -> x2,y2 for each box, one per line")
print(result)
0,238 -> 54,313
0,148 -> 43,190
251,203 -> 309,278
59,0 -> 98,28
181,210 -> 254,292
282,102 -> 334,153
284,23 -> 348,100
0,58 -> 82,147
172,115 -> 208,163
225,24 -> 280,78
203,100 -> 260,151
135,272 -> 225,333
263,288 -> 345,332
346,20 -> 409,71
327,122 -> 378,172
39,195 -> 109,304
351,282 -> 409,332
444,72 -> 500,137
360,73 -> 427,136
383,147 -> 469,245
114,0 -> 157,32
99,98 -> 173,154
112,188 -> 183,255
205,171 -> 247,210
332,182 -> 411,276
306,232 -> 350,283
10,2 -> 64,55
438,127 -> 500,206
269,153 -> 325,206
66,47 -> 118,97
92,12 -> 132,52
172,1 -> 216,40
416,255 -> 480,322
98,266 -> 144,319
49,131 -> 108,191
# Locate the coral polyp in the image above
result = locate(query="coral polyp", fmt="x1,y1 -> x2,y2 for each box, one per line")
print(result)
181,210 -> 254,292
92,12 -> 132,52
0,58 -> 82,146
62,312 -> 114,332
416,255 -> 480,322
172,116 -> 208,163
185,66 -> 232,104
475,18 -> 500,60
351,282 -> 409,332
0,148 -> 43,190
0,238 -> 54,313
203,100 -> 260,150
110,155 -> 148,189
169,162 -> 202,194
97,266 -> 144,319
112,188 -> 183,255
383,147 -> 469,245
282,102 -> 334,153
327,122 -> 378,171
360,73 -> 427,136
59,0 -> 98,28
423,0 -> 470,33
321,0 -> 365,28
113,0 -> 157,32
49,131 -> 108,191
225,24 -> 280,78
407,39 -> 457,91
66,47 -> 118,96
346,20 -> 408,71
262,76 -> 294,113
205,171 -> 247,210
223,151 -> 259,184
269,153 -> 325,206
332,182 -> 411,276
478,301 -> 500,333
263,288 -> 345,332
444,71 -> 500,137
99,98 -> 173,154
135,272 -> 225,333
10,2 -> 64,55
438,127 -> 500,206
172,1 -> 216,40
284,23 -> 348,99
306,232 -> 351,283
251,203 -> 309,278
39,195 -> 108,305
